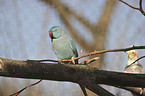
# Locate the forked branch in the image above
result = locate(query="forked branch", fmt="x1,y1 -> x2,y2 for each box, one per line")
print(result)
119,0 -> 145,16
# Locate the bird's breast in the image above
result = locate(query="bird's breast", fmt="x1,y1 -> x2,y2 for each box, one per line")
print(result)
52,37 -> 75,60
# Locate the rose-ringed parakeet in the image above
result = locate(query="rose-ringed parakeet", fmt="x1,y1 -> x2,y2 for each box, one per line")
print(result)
124,50 -> 144,96
49,26 -> 78,64
49,26 -> 87,96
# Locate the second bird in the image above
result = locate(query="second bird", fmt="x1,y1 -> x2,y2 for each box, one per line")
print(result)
124,50 -> 144,96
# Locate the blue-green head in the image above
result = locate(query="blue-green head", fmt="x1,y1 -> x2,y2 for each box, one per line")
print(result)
49,26 -> 62,39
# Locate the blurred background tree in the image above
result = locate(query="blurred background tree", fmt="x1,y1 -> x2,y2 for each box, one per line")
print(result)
0,0 -> 145,96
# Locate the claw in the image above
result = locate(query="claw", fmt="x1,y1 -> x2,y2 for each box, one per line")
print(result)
58,59 -> 62,64
140,88 -> 143,95
81,49 -> 83,56
71,57 -> 75,64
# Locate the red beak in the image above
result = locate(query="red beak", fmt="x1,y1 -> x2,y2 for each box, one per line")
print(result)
49,31 -> 53,38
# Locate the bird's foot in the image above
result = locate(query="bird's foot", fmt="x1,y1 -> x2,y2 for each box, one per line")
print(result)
140,88 -> 143,95
58,59 -> 62,64
79,60 -> 89,66
71,57 -> 75,64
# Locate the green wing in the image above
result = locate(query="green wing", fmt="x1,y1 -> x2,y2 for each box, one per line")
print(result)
70,38 -> 78,57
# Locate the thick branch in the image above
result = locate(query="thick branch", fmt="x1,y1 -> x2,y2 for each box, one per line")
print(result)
0,58 -> 145,94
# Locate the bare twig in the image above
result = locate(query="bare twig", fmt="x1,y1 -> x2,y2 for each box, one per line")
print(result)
61,46 -> 145,62
10,79 -> 42,96
119,0 -> 145,16
139,0 -> 145,15
29,46 -> 145,64
119,0 -> 139,10
81,49 -> 83,56
116,86 -> 145,96
80,57 -> 100,65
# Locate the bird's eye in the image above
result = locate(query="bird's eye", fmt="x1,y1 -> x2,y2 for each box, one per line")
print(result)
132,52 -> 134,54
55,29 -> 57,32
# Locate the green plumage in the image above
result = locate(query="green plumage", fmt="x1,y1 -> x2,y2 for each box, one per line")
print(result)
49,26 -> 78,63
49,26 -> 88,96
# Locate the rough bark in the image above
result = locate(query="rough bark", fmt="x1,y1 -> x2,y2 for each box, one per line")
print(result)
0,58 -> 145,95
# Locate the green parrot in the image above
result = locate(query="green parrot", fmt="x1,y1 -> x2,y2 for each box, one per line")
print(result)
49,26 -> 78,64
124,50 -> 144,96
49,26 -> 87,96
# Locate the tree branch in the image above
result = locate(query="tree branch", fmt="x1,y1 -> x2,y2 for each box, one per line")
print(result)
1,57 -> 145,95
10,79 -> 42,96
61,45 -> 145,62
117,86 -> 145,96
119,0 -> 145,16
30,46 -> 145,63
119,0 -> 139,10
